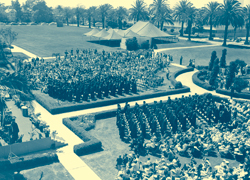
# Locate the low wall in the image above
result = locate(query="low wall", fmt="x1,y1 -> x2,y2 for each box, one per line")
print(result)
192,71 -> 213,91
170,67 -> 194,87
0,137 -> 67,159
34,87 -> 191,115
63,118 -> 102,156
216,88 -> 250,100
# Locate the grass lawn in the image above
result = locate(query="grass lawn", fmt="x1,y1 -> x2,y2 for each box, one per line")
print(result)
157,39 -> 211,49
31,65 -> 182,111
163,45 -> 250,67
0,24 -> 216,58
0,162 -> 74,180
80,116 -> 240,180
1,25 -> 122,57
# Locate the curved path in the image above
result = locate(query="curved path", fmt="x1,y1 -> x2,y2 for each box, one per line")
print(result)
10,44 -> 245,180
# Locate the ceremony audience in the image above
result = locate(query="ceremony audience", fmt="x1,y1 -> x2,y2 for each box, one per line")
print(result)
19,49 -> 172,102
116,94 -> 250,179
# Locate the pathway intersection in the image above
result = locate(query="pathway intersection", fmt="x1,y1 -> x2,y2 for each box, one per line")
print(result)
10,43 -> 246,179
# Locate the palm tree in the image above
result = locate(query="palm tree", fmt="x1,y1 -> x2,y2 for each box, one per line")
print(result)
75,6 -> 84,27
231,11 -> 245,40
116,6 -> 127,29
64,7 -> 72,26
244,5 -> 250,45
173,0 -> 193,36
149,0 -> 173,30
129,0 -> 149,22
203,1 -> 220,40
89,6 -> 97,27
186,5 -> 196,41
219,0 -> 243,46
98,4 -> 113,29
193,8 -> 205,36
86,8 -> 92,28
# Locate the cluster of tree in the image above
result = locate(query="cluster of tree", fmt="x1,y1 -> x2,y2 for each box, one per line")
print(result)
208,49 -> 229,87
208,49 -> 249,92
0,0 -> 250,45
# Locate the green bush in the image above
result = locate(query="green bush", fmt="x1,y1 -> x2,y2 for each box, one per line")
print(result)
74,139 -> 102,156
233,78 -> 249,93
175,81 -> 183,89
63,118 -> 102,156
126,37 -> 139,51
140,40 -> 150,50
63,118 -> 91,141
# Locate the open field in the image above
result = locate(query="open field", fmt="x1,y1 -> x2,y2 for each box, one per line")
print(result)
0,25 -> 122,57
0,24 -> 216,58
162,45 -> 250,67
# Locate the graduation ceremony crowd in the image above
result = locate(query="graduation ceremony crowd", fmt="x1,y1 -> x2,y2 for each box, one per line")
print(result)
18,48 -> 171,102
115,93 -> 250,179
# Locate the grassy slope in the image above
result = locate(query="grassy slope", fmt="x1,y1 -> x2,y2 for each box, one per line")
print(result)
0,25 -> 122,57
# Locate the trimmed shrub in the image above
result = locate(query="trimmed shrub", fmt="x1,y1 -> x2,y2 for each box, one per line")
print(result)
125,37 -> 139,51
74,139 -> 102,156
175,81 -> 182,89
209,58 -> 219,87
170,28 -> 174,33
140,40 -> 150,50
220,49 -> 227,68
208,51 -> 217,71
63,118 -> 91,141
226,61 -> 237,89
63,118 -> 102,156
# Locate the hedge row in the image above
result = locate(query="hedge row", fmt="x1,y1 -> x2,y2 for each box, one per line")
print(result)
170,67 -> 194,88
63,118 -> 102,156
0,152 -> 58,172
34,87 -> 191,115
192,71 -> 213,91
216,88 -> 250,100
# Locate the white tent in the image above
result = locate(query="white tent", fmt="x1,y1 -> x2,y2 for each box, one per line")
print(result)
93,29 -> 110,38
128,21 -> 175,38
107,28 -> 119,33
103,30 -> 123,40
84,28 -> 100,36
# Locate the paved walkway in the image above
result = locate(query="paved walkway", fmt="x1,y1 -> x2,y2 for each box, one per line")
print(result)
10,43 -> 243,180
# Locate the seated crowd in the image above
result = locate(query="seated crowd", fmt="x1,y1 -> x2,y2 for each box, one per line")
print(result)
115,93 -> 250,179
17,49 -> 172,102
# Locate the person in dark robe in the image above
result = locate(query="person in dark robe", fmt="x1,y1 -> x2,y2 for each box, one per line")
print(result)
10,117 -> 19,143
